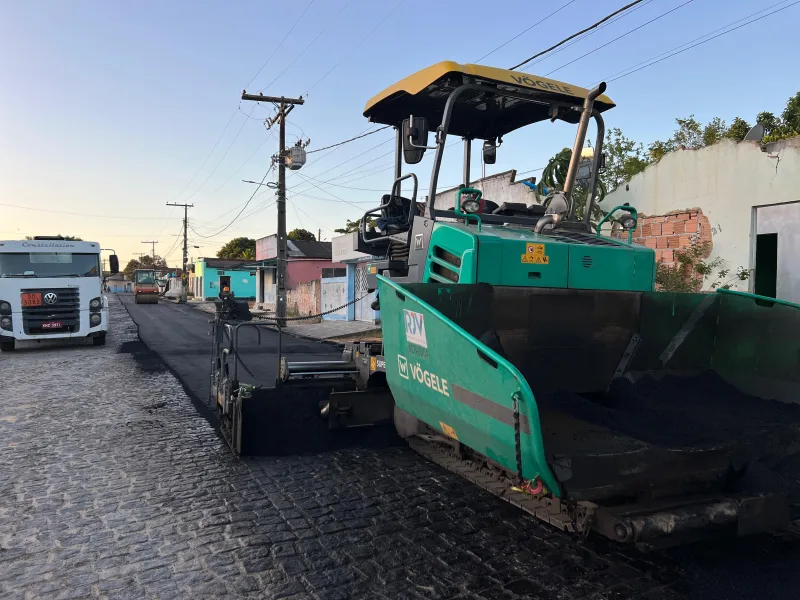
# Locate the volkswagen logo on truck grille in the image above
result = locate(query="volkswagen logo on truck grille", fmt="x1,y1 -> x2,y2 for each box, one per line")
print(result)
44,293 -> 58,305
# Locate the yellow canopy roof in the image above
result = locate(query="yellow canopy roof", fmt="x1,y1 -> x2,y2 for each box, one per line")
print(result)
363,61 -> 615,139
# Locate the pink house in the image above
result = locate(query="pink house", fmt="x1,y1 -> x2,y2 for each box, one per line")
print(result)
251,235 -> 345,310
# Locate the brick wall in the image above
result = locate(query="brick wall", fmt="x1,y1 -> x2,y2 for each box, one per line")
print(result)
616,208 -> 713,267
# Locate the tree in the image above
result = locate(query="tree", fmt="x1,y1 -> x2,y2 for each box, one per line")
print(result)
781,91 -> 800,134
217,237 -> 256,259
725,117 -> 751,141
287,228 -> 316,241
25,235 -> 82,241
124,255 -> 168,279
703,117 -> 727,146
139,255 -> 167,269
334,218 -> 375,234
756,111 -> 781,137
601,128 -> 648,192
670,115 -> 704,150
123,259 -> 140,280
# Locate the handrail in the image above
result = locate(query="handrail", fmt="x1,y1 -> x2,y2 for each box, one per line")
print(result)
716,288 -> 800,310
360,173 -> 419,247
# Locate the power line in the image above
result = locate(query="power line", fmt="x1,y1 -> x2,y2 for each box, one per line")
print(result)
190,163 -> 275,239
603,1 -> 800,82
544,0 -> 695,77
510,0 -> 646,70
167,108 -> 239,202
181,104 -> 258,202
307,125 -> 392,154
0,202 -> 181,220
171,0 -> 315,210
307,0 -> 407,93
196,130 -> 275,201
292,171 -> 371,211
475,0 -> 579,63
261,0 -> 357,92
245,0 -> 316,90
523,0 -> 658,69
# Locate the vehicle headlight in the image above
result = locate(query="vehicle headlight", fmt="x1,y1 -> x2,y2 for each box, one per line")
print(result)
0,316 -> 12,330
90,313 -> 102,326
461,199 -> 481,213
0,301 -> 10,314
89,297 -> 102,311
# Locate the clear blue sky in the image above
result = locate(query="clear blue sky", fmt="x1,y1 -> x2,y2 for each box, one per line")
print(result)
2,0 -> 798,265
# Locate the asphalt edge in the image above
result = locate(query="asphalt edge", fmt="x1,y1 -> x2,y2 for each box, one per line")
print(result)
114,294 -> 221,430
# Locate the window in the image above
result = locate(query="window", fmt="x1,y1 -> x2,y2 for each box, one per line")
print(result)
322,268 -> 346,278
135,270 -> 156,284
0,253 -> 100,278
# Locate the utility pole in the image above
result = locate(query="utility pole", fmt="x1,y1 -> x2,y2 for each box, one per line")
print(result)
141,240 -> 158,261
241,91 -> 304,325
166,202 -> 194,303
318,228 -> 321,242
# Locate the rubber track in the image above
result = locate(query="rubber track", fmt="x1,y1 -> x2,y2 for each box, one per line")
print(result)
407,436 -> 577,533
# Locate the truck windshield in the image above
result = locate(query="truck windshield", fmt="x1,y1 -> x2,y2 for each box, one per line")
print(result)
0,253 -> 100,278
135,271 -> 156,284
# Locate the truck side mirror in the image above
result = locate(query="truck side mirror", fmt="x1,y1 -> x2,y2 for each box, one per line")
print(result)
482,139 -> 497,165
402,116 -> 430,164
109,255 -> 119,274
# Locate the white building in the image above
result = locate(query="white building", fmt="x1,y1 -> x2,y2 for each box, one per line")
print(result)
604,137 -> 800,303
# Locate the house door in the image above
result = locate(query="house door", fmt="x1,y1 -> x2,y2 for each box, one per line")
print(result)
354,264 -> 371,321
219,275 -> 231,292
754,233 -> 778,298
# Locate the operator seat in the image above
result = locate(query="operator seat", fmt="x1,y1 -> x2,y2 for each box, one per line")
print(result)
376,194 -> 415,234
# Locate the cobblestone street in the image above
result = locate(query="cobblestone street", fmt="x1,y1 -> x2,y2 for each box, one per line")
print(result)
2,296 -> 800,599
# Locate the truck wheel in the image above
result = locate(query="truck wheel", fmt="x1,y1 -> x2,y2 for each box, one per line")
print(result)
0,339 -> 15,352
93,333 -> 107,346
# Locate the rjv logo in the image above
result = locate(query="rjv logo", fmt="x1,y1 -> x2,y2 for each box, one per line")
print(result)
403,309 -> 427,348
397,354 -> 409,379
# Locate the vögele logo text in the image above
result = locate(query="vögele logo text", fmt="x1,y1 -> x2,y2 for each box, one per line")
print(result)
396,354 -> 449,397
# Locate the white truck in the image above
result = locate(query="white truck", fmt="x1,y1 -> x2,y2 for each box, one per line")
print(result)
0,237 -> 119,352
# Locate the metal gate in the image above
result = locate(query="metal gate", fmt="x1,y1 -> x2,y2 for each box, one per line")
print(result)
354,264 -> 372,321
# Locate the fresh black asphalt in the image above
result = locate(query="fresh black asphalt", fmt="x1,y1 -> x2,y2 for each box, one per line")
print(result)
118,293 -> 340,405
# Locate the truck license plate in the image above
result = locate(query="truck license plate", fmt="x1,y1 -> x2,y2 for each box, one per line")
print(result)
41,321 -> 63,330
21,293 -> 42,307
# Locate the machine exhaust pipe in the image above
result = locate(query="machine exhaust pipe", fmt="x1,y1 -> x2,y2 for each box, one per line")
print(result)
564,82 -> 606,220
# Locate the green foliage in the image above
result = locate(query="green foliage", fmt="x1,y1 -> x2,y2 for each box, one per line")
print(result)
536,148 -> 607,222
217,237 -> 256,259
122,255 -> 167,280
702,117 -> 728,146
334,218 -> 375,234
671,115 -> 704,149
647,139 -> 673,163
782,91 -> 800,133
123,259 -> 139,280
287,228 -> 316,241
756,111 -> 781,137
655,241 -> 750,293
725,117 -> 751,141
602,128 -> 648,192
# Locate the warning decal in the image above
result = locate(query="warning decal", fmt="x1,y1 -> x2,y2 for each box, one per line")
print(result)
521,243 -> 549,264
439,422 -> 459,440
